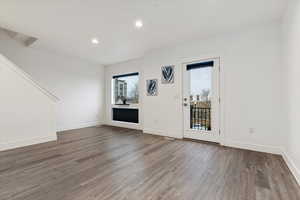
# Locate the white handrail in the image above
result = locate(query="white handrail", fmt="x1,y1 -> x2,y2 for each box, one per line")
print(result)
0,54 -> 60,102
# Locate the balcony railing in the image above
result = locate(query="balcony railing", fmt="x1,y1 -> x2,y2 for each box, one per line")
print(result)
190,105 -> 211,131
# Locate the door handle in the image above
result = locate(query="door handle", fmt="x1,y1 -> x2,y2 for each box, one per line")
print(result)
183,103 -> 188,107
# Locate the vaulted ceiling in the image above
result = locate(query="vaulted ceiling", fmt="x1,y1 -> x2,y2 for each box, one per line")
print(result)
0,0 -> 288,65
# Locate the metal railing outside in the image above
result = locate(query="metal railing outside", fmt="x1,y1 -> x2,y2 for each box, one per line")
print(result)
190,105 -> 211,131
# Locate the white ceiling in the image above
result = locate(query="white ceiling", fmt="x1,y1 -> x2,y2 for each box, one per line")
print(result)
0,0 -> 287,65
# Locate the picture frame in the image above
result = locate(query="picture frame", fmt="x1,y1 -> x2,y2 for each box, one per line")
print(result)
146,79 -> 158,96
161,65 -> 175,84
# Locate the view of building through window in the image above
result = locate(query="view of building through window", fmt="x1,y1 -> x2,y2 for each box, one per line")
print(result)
113,74 -> 139,104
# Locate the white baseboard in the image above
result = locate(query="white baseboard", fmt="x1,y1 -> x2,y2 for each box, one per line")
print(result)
57,121 -> 103,132
282,150 -> 300,186
143,128 -> 183,139
223,140 -> 282,155
105,121 -> 142,130
0,121 -> 102,152
0,134 -> 57,152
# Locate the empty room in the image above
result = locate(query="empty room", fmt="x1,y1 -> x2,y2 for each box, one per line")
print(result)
0,0 -> 300,199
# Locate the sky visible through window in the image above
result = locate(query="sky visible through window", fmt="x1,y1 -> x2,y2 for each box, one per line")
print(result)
190,67 -> 212,96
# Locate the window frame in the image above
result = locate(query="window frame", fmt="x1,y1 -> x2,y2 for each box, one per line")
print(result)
111,72 -> 139,106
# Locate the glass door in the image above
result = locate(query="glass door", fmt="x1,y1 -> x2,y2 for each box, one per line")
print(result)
183,58 -> 220,142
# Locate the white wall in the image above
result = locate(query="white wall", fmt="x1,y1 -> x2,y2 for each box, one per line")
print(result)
0,54 -> 57,151
282,0 -> 300,184
105,22 -> 284,154
0,30 -> 105,131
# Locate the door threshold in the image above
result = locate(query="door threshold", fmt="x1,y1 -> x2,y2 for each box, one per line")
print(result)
182,138 -> 220,145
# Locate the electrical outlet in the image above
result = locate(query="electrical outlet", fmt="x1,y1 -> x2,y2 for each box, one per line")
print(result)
249,128 -> 255,134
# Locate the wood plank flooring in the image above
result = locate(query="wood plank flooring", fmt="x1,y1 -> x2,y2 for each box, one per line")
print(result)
0,126 -> 299,200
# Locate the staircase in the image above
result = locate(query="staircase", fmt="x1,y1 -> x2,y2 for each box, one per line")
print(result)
0,54 -> 59,151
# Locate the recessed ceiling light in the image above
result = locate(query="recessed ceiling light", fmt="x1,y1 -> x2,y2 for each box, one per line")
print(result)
135,20 -> 143,29
91,38 -> 99,44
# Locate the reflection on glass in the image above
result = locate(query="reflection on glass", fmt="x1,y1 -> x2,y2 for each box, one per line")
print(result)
189,67 -> 212,131
113,75 -> 139,104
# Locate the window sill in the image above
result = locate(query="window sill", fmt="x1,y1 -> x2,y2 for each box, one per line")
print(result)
112,104 -> 139,109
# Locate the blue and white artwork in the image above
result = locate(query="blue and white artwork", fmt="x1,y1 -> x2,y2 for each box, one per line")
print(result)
146,79 -> 158,96
161,65 -> 175,84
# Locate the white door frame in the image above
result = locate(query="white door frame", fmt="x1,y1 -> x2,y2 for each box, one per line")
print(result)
182,57 -> 221,143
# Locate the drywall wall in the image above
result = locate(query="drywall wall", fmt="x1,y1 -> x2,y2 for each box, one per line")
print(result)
0,54 -> 57,151
105,22 -> 284,154
282,0 -> 300,184
0,30 -> 105,131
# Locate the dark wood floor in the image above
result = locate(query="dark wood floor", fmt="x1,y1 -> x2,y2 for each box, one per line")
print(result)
0,126 -> 299,200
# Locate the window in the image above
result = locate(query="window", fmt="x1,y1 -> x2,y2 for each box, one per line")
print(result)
112,72 -> 139,105
187,61 -> 213,131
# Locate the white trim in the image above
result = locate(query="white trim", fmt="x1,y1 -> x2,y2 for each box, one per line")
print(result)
0,134 -> 57,152
223,140 -> 282,155
105,120 -> 142,130
57,121 -> 103,132
112,105 -> 139,109
282,150 -> 300,186
0,54 -> 59,102
143,128 -> 183,139
184,132 -> 220,143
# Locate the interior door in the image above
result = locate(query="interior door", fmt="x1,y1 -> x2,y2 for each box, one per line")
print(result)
183,58 -> 220,142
